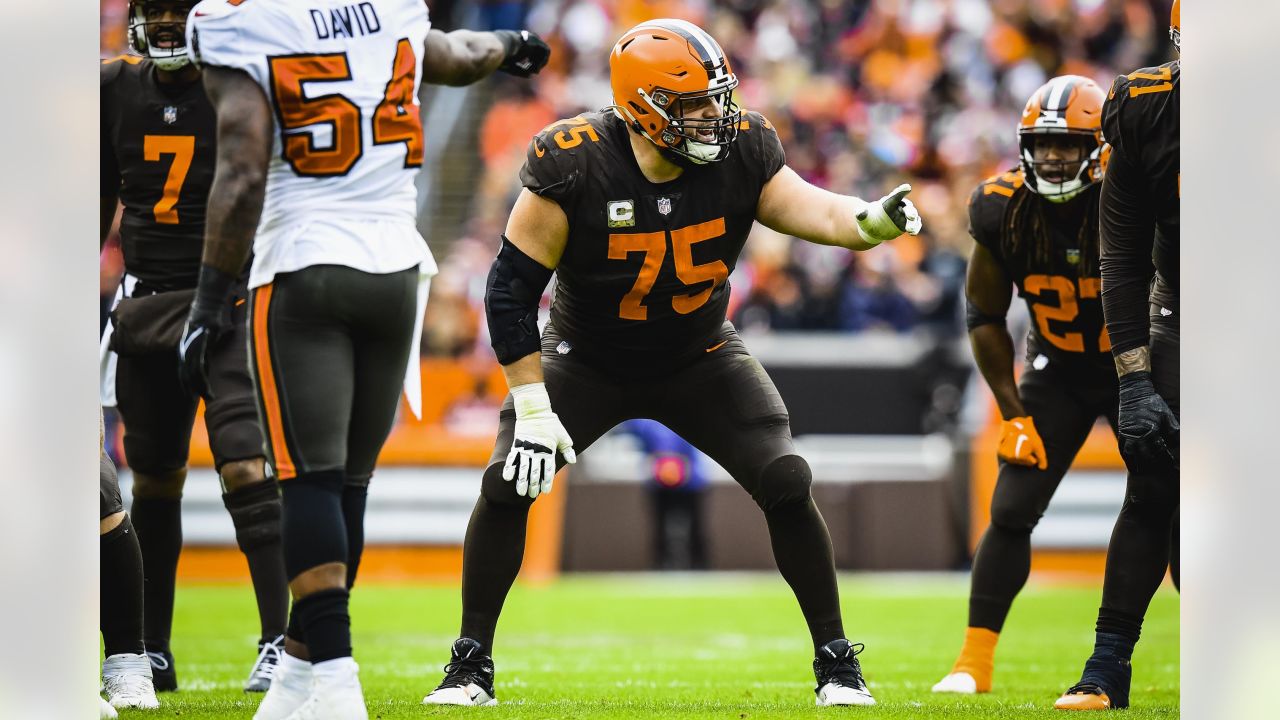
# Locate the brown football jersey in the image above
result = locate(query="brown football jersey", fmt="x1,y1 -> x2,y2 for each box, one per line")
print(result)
101,55 -> 217,291
1099,60 -> 1180,355
969,169 -> 1113,376
520,109 -> 785,373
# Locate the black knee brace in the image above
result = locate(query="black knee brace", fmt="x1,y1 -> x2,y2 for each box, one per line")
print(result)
753,455 -> 813,512
280,470 -> 347,580
223,480 -> 282,553
130,468 -> 187,500
480,461 -> 535,508
989,498 -> 1041,535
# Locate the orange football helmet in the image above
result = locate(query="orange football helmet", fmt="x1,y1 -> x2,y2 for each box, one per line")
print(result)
1017,75 -> 1107,203
1171,0 -> 1180,51
609,19 -> 740,165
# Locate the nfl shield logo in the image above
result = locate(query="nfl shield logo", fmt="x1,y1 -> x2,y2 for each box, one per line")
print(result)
1066,248 -> 1081,265
163,106 -> 178,125
657,197 -> 672,216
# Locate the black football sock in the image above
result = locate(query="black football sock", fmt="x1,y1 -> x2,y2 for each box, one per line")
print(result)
342,480 -> 369,589
101,516 -> 145,657
459,485 -> 531,652
223,480 -> 289,642
294,589 -> 352,663
967,523 -> 1033,632
763,498 -> 844,653
285,602 -> 305,644
130,496 -> 182,652
1092,608 -> 1142,661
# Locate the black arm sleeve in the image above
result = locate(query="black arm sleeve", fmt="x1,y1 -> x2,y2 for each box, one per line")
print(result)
485,236 -> 554,365
100,63 -> 121,197
1099,136 -> 1156,356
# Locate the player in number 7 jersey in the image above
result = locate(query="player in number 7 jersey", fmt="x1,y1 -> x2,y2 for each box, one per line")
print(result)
422,19 -> 919,708
178,1 -> 549,718
101,0 -> 291,694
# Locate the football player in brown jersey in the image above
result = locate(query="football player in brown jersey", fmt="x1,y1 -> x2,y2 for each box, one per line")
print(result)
424,19 -> 921,708
1055,1 -> 1180,712
101,0 -> 288,692
99,408 -> 159,711
932,76 -> 1129,695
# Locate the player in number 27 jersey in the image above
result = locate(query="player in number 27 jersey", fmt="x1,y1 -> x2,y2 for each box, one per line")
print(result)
180,2 -> 550,718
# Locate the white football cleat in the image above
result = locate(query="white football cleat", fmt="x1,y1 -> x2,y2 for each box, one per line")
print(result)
253,652 -> 312,720
99,696 -> 119,719
932,671 -> 979,694
422,685 -> 497,707
282,658 -> 366,720
816,681 -> 877,706
102,653 -> 159,709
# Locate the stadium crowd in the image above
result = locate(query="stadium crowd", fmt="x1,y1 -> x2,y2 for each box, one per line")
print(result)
101,0 -> 1176,355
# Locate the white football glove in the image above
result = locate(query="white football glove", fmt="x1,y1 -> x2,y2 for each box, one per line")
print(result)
504,383 -> 576,498
855,183 -> 923,246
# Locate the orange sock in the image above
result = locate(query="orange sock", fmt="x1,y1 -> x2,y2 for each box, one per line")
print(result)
950,627 -> 998,692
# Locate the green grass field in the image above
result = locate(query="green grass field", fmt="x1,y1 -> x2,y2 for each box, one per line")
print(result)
118,574 -> 1178,719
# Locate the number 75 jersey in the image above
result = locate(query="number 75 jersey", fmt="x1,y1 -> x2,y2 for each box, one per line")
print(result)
187,0 -> 434,288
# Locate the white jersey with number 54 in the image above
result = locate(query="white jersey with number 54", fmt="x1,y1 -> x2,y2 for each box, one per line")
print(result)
187,0 -> 435,289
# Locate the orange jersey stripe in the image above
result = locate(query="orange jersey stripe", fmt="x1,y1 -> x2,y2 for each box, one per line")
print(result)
252,285 -> 296,479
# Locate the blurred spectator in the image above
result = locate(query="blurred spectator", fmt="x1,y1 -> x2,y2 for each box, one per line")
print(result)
626,419 -> 709,571
836,249 -> 919,333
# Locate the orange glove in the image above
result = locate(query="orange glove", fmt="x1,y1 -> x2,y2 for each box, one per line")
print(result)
997,416 -> 1048,470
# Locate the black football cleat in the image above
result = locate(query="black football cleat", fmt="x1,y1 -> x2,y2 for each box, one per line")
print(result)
144,647 -> 177,692
1055,655 -> 1132,710
422,637 -> 497,706
813,639 -> 876,706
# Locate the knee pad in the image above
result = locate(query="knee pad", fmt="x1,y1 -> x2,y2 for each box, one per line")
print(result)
280,470 -> 347,580
1122,474 -> 1180,517
988,496 -> 1040,534
753,455 -> 812,512
222,480 -> 282,553
480,461 -> 535,508
218,458 -> 267,492
130,468 -> 187,500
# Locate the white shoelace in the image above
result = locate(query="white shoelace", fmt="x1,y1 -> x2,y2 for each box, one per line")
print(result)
144,650 -> 170,671
248,637 -> 284,682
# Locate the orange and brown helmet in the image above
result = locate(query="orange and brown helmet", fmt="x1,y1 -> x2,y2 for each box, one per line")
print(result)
1017,75 -> 1108,203
1171,0 -> 1181,51
609,19 -> 741,165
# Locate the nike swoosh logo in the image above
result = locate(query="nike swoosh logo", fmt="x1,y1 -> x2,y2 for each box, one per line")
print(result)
705,340 -> 727,353
179,327 -> 204,358
1014,434 -> 1027,457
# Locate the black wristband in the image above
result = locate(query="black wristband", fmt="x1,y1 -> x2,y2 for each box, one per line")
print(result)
1118,370 -> 1154,392
192,263 -> 238,317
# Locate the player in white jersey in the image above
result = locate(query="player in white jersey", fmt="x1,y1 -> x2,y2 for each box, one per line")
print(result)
176,2 -> 549,718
